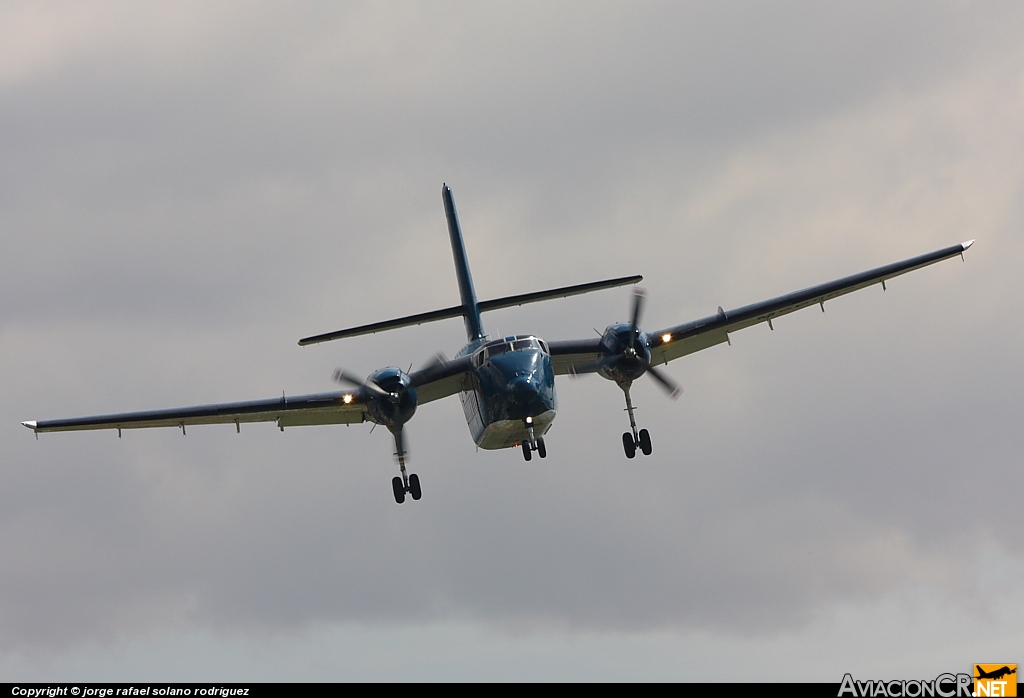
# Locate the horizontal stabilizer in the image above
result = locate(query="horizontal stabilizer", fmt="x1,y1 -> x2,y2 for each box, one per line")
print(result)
298,274 -> 642,345
477,275 -> 643,313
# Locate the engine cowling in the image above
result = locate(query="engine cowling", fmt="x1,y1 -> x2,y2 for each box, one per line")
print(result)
598,322 -> 652,383
364,367 -> 418,428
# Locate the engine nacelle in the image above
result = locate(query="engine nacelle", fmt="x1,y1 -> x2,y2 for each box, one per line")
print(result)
365,367 -> 418,427
598,323 -> 652,383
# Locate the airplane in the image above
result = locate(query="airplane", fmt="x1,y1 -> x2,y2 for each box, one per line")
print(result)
23,185 -> 974,503
975,666 -> 1016,681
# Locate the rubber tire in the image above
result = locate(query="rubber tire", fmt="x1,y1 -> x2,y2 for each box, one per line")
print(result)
522,441 -> 533,461
638,429 -> 652,456
536,437 -> 547,459
409,473 -> 422,500
622,432 -> 636,459
392,476 -> 406,504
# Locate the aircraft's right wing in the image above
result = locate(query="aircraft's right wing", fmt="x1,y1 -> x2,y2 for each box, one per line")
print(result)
24,354 -> 480,436
22,390 -> 370,435
647,240 -> 974,365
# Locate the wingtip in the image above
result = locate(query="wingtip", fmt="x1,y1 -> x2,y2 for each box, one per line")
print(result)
962,239 -> 975,250
22,420 -> 37,430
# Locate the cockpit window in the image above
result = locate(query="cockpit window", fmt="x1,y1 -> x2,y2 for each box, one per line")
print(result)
485,343 -> 510,358
476,336 -> 548,363
512,338 -> 541,352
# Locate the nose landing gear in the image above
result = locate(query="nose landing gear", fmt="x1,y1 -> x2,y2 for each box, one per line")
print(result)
520,417 -> 547,461
619,382 -> 653,458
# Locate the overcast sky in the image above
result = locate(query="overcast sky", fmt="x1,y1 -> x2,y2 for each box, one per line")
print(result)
1,1 -> 1023,681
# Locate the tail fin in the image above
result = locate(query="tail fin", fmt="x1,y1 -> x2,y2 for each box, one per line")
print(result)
443,184 -> 485,341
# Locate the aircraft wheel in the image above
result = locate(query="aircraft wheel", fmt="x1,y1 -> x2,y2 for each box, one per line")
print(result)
409,473 -> 422,500
536,437 -> 546,459
522,442 -> 533,461
392,476 -> 406,504
638,429 -> 652,456
622,432 -> 636,459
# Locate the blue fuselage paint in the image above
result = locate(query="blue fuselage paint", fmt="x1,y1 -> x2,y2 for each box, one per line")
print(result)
455,336 -> 557,449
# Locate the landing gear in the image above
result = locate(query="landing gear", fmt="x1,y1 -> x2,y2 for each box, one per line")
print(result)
391,470 -> 422,503
622,432 -> 636,459
638,428 -> 652,456
619,382 -> 653,458
390,426 -> 421,504
521,418 -> 547,461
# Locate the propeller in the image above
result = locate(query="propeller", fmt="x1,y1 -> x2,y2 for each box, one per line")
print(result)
629,288 -> 645,341
577,289 -> 682,399
643,359 -> 682,399
333,368 -> 400,403
418,352 -> 449,372
626,290 -> 681,398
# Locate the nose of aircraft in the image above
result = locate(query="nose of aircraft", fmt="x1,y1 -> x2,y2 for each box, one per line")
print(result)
509,375 -> 538,397
504,374 -> 547,421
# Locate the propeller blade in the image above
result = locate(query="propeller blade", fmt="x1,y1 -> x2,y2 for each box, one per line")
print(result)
419,352 -> 449,372
333,369 -> 391,400
629,288 -> 646,339
640,358 -> 682,400
333,368 -> 363,387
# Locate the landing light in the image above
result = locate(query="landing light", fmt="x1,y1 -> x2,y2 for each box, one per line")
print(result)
662,333 -> 671,342
525,416 -> 533,424
343,394 -> 353,404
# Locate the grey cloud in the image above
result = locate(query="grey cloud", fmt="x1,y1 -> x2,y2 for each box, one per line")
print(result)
1,1 -> 1022,660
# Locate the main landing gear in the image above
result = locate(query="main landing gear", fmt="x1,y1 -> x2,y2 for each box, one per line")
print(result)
619,382 -> 652,459
392,473 -> 421,504
390,427 -> 421,504
520,416 -> 547,461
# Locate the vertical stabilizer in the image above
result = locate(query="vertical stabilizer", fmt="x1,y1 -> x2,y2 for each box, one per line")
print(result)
442,185 -> 485,341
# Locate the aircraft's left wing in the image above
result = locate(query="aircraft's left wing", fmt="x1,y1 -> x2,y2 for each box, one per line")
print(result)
548,338 -> 604,375
548,240 -> 973,374
648,240 -> 974,365
23,390 -> 369,434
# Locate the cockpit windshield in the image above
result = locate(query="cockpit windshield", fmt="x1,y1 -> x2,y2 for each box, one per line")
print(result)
477,335 -> 548,363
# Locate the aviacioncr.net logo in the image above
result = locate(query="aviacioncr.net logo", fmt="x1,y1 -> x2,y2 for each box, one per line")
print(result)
838,673 -> 973,697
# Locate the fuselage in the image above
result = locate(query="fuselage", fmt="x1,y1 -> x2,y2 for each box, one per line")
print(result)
456,335 -> 557,449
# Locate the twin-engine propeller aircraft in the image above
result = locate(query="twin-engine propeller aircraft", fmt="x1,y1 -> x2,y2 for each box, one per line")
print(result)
24,185 -> 974,503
